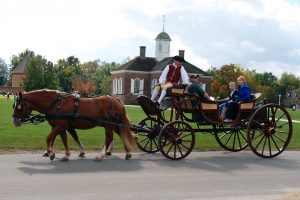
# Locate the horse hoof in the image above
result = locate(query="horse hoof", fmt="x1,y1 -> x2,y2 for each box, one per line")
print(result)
78,152 -> 85,158
60,156 -> 69,162
50,153 -> 56,161
43,151 -> 49,157
94,156 -> 102,161
105,152 -> 112,156
125,154 -> 132,160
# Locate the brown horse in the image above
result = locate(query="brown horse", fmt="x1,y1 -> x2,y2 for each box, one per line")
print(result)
12,89 -> 136,161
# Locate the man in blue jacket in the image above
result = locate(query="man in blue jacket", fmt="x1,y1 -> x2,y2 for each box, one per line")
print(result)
224,76 -> 251,122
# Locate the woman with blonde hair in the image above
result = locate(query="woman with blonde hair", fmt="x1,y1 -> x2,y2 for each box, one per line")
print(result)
224,76 -> 252,122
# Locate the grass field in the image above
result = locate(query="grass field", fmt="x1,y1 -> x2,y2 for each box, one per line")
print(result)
0,96 -> 299,153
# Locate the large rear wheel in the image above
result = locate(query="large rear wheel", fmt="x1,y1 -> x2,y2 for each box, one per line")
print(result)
158,120 -> 195,160
247,104 -> 293,158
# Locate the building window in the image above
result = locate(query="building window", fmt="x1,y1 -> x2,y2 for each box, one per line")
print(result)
159,44 -> 162,51
131,78 -> 144,95
113,78 -> 122,94
134,79 -> 140,94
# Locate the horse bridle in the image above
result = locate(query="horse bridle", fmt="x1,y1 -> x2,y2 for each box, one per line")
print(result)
13,92 -> 70,116
13,96 -> 29,111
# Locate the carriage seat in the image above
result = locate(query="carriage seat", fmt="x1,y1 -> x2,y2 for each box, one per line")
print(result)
232,93 -> 262,122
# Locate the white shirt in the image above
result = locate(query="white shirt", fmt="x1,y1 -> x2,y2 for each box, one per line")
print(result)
158,63 -> 189,84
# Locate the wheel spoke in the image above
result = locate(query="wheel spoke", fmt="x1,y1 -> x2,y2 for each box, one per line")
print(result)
237,131 -> 242,149
261,135 -> 268,155
166,143 -> 174,155
224,131 -> 234,146
239,130 -> 247,143
153,138 -> 159,150
143,138 -> 151,150
276,121 -> 289,128
268,135 -> 272,156
178,145 -> 184,157
270,135 -> 280,152
254,120 -> 264,129
181,139 -> 192,143
218,133 -> 228,140
161,136 -> 172,147
150,139 -> 153,151
181,133 -> 192,139
138,137 -> 148,144
180,143 -> 190,151
252,131 -> 264,141
273,134 -> 286,144
254,134 -> 266,151
275,130 -> 289,134
174,145 -> 177,158
232,131 -> 236,150
275,113 -> 285,124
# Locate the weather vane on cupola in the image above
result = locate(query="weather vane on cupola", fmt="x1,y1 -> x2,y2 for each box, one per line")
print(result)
163,15 -> 165,32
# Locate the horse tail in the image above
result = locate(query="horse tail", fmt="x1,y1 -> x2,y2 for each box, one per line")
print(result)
119,104 -> 137,151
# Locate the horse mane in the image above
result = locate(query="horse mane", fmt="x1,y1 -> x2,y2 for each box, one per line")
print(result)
25,89 -> 65,96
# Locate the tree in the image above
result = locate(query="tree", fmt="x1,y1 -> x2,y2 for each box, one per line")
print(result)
43,61 -> 59,90
92,61 -> 119,94
71,76 -> 96,97
22,55 -> 45,91
209,64 -> 244,98
0,58 -> 8,86
22,55 -> 58,91
56,56 -> 83,92
99,76 -> 112,95
254,72 -> 278,86
277,72 -> 300,106
10,49 -> 35,71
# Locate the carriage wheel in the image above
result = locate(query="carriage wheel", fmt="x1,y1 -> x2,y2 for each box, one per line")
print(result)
136,117 -> 160,153
247,104 -> 293,158
214,124 -> 248,152
158,120 -> 195,160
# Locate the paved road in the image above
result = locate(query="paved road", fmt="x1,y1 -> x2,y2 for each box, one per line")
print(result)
0,151 -> 300,200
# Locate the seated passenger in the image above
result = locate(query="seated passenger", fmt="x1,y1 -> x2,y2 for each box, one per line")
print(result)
151,55 -> 189,106
185,74 -> 210,100
225,76 -> 252,122
220,82 -> 239,120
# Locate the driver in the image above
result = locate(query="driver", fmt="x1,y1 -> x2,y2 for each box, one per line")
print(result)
151,55 -> 189,106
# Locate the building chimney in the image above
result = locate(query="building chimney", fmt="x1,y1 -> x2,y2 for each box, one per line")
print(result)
140,46 -> 146,58
179,50 -> 185,58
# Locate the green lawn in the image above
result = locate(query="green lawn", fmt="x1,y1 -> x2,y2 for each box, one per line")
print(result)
0,96 -> 299,153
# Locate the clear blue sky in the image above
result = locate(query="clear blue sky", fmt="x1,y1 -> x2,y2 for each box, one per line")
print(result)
0,0 -> 300,77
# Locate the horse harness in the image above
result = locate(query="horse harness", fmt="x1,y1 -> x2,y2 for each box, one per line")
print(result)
19,92 -> 122,127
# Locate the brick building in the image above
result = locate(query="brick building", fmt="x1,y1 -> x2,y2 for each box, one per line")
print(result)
0,56 -> 28,94
111,31 -> 211,104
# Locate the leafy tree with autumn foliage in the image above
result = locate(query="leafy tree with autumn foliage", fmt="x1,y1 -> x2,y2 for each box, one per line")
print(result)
71,76 -> 96,97
208,64 -> 247,99
56,56 -> 83,92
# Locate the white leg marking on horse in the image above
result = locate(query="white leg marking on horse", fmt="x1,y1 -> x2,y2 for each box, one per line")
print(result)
95,142 -> 105,161
78,141 -> 85,157
107,141 -> 114,153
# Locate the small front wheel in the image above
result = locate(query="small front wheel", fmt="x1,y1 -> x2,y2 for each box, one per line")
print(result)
158,120 -> 195,160
136,117 -> 161,153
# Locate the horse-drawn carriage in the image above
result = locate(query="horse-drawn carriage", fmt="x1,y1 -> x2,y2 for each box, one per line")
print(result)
12,87 -> 292,161
135,85 -> 293,160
